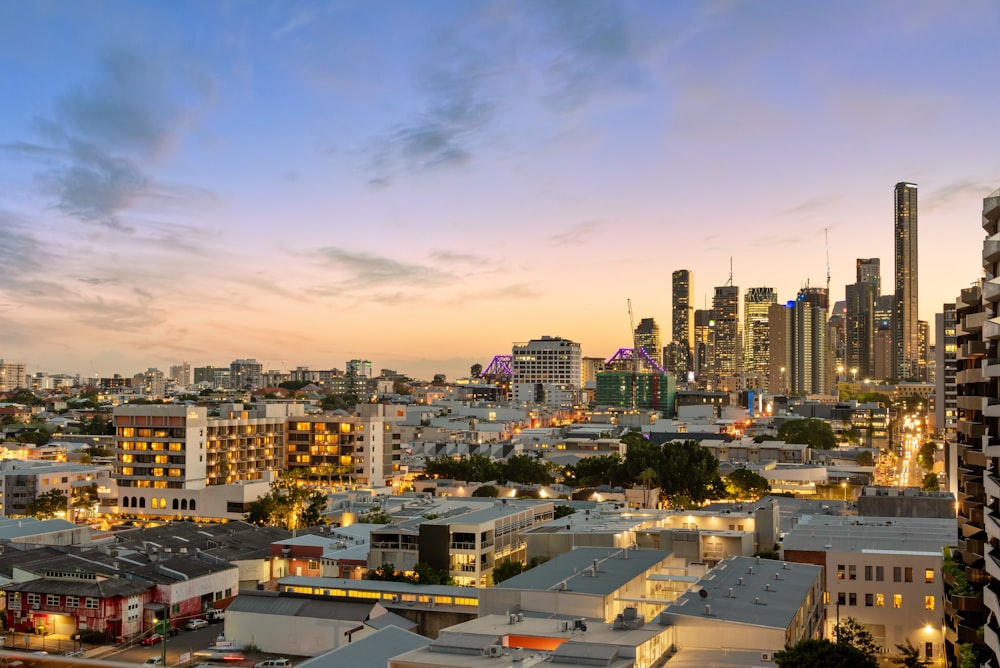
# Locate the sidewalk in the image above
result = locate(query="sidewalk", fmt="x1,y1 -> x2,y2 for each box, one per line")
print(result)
0,632 -> 114,658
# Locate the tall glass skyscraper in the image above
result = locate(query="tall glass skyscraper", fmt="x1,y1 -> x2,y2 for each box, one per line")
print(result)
894,182 -> 919,380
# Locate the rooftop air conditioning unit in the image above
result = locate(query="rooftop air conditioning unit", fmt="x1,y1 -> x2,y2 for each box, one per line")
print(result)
487,645 -> 504,657
761,651 -> 773,662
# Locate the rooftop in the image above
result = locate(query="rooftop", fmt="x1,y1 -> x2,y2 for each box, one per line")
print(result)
660,556 -> 821,630
299,625 -> 428,668
781,514 -> 955,555
497,547 -> 672,597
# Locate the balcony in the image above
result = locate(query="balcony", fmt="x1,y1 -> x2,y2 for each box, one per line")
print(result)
961,340 -> 988,360
965,311 -> 988,333
984,278 -> 1000,304
450,542 -> 477,551
958,396 -> 987,412
986,623 -> 1000,661
986,474 -> 1000,501
957,419 -> 987,439
984,238 -> 1000,266
986,318 -> 1000,342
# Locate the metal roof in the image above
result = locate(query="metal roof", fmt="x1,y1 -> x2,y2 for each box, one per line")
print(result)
781,514 -> 955,554
497,547 -> 672,596
660,556 -> 821,630
296,625 -> 428,668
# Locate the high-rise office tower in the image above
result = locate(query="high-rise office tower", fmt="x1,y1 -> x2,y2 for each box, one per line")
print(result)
846,258 -> 881,380
894,182 -> 919,379
856,258 -> 881,293
693,309 -> 716,389
744,287 -> 777,390
634,318 -> 662,370
790,287 -> 830,395
670,270 -> 694,375
768,302 -> 790,394
713,284 -> 741,389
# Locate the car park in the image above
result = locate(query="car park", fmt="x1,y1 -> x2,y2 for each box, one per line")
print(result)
185,619 -> 209,630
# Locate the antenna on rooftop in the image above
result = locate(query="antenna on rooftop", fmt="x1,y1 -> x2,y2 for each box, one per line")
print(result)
824,228 -> 831,309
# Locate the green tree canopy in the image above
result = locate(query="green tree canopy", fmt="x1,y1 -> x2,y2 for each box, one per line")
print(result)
725,468 -> 771,501
492,559 -> 524,584
658,439 -> 725,507
834,617 -> 880,660
775,638 -> 877,668
855,451 -> 874,466
891,639 -> 927,667
472,484 -> 498,498
26,489 -> 68,519
921,473 -> 940,491
777,418 -> 836,449
244,470 -> 328,530
569,454 -> 622,487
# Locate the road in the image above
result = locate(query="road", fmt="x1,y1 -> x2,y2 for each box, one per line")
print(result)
105,624 -> 227,666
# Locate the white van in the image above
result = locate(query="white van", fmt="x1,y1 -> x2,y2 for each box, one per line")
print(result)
254,659 -> 291,668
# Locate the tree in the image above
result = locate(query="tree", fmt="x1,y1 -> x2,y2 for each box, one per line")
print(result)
834,617 -> 880,661
657,439 -> 725,507
778,418 -> 836,449
432,374 -> 447,385
472,484 -> 498,497
19,429 -> 52,446
553,505 -> 574,519
891,639 -> 927,667
637,467 -> 658,508
357,510 -> 394,524
921,473 -> 940,491
725,468 -> 771,501
775,638 -> 877,668
470,363 -> 483,377
244,470 -> 328,530
917,442 -> 936,470
570,454 -> 622,487
501,454 -> 553,485
25,489 -> 68,519
492,559 -> 525,584
855,451 -> 874,466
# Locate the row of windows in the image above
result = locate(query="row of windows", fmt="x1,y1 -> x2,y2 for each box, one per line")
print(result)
837,565 -> 932,583
121,442 -> 184,451
21,593 -> 99,609
121,496 -> 197,511
835,591 -> 934,610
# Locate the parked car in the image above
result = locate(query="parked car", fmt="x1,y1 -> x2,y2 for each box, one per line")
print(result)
140,634 -> 163,646
144,657 -> 164,666
205,609 -> 226,624
185,619 -> 209,630
254,659 -> 291,668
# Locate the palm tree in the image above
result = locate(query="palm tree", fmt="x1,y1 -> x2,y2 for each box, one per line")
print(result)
638,468 -> 658,509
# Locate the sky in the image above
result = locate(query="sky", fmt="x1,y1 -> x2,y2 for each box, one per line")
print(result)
1,0 -> 999,383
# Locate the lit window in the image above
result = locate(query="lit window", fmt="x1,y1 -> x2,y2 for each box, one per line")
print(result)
925,569 -> 934,584
893,594 -> 902,608
925,596 -> 935,610
876,593 -> 885,607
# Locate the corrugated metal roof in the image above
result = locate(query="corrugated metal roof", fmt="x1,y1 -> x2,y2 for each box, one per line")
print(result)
297,626 -> 428,668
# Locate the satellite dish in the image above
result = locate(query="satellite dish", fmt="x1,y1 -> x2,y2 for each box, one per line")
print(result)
698,589 -> 708,599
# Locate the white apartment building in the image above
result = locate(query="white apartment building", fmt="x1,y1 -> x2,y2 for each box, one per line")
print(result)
104,402 -> 303,519
511,336 -> 582,407
286,404 -> 401,487
0,360 -> 27,392
781,514 -> 953,664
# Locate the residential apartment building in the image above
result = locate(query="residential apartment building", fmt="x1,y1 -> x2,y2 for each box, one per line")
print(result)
286,404 -> 402,487
782,515 -> 952,663
0,460 -> 110,516
669,269 -> 694,377
371,500 -> 556,587
935,303 -> 958,447
105,403 -> 302,519
0,360 -> 27,392
511,336 -> 582,407
945,188 -> 1000,666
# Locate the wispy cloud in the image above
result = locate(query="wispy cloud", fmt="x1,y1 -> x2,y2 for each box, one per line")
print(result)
547,219 -> 606,246
924,179 -> 995,212
778,195 -> 839,217
316,247 -> 451,287
429,249 -> 487,264
4,48 -> 214,229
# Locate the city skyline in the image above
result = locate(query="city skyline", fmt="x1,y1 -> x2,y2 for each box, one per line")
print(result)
1,1 -> 998,381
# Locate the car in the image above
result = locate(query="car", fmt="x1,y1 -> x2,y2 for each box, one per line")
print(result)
185,619 -> 209,630
254,659 -> 291,668
144,658 -> 164,666
140,634 -> 163,646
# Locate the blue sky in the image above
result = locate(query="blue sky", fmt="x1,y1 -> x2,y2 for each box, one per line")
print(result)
1,0 -> 998,381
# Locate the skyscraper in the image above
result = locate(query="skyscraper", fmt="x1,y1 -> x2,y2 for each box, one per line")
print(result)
846,259 -> 880,380
744,287 -> 777,389
790,287 -> 830,395
634,317 -> 662,370
669,270 -> 694,376
894,182 -> 919,379
713,284 -> 741,389
693,309 -> 716,389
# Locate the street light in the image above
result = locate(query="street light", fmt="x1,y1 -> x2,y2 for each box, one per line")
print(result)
841,481 -> 848,503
